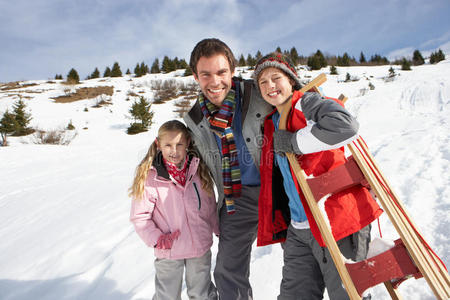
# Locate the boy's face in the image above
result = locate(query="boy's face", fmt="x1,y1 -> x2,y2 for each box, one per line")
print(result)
193,54 -> 234,107
257,67 -> 294,107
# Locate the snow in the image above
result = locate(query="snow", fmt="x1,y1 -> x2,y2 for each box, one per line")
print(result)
1,61 -> 449,299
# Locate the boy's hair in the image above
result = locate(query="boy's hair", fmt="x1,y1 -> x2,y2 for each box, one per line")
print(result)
189,38 -> 237,76
128,120 -> 214,200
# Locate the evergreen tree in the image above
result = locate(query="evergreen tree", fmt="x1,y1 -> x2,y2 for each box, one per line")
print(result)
238,54 -> 246,67
0,110 -> 17,146
412,50 -> 424,65
103,67 -> 111,77
12,99 -> 32,135
370,54 -> 390,65
330,65 -> 338,75
345,72 -> 351,82
126,68 -> 131,75
67,68 -> 80,84
173,57 -> 180,70
110,62 -> 122,77
127,96 -> 153,134
307,50 -> 327,70
337,53 -> 350,66
134,63 -> 141,76
90,68 -> 100,79
388,66 -> 396,77
162,56 -> 176,73
430,49 -> 445,64
276,46 -> 282,53
55,74 -> 63,80
255,50 -> 263,62
183,65 -> 193,76
359,52 -> 366,63
178,59 -> 188,70
151,58 -> 160,73
290,47 -> 300,65
401,58 -> 411,70
246,54 -> 256,67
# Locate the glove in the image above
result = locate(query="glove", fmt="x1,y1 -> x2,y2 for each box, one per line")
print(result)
156,230 -> 181,250
273,130 -> 302,156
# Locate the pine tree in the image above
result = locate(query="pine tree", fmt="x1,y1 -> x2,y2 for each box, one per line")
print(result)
183,65 -> 193,76
161,56 -> 175,73
246,54 -> 256,67
290,47 -> 300,65
330,65 -> 338,75
103,67 -> 111,77
126,68 -> 131,75
401,58 -> 411,71
134,63 -> 141,76
178,59 -> 188,70
238,54 -> 246,67
255,50 -> 263,62
0,110 -> 17,146
55,74 -> 63,80
359,52 -> 366,64
430,49 -> 445,64
276,46 -> 282,53
90,68 -> 100,79
67,68 -> 80,84
127,96 -> 153,134
307,50 -> 327,70
370,54 -> 390,65
412,50 -> 424,65
151,58 -> 160,73
12,99 -> 33,136
110,62 -> 122,77
388,66 -> 396,78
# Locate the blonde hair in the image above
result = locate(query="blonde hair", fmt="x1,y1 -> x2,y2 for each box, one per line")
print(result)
128,120 -> 214,200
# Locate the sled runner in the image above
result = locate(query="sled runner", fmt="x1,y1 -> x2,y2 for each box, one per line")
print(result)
276,73 -> 450,299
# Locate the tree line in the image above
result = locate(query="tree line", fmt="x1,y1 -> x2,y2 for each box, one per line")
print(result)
58,47 -> 446,83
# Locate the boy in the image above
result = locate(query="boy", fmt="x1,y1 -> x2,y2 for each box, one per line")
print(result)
253,52 -> 382,300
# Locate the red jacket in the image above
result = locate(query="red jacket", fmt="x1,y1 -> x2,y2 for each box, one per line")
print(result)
257,91 -> 383,247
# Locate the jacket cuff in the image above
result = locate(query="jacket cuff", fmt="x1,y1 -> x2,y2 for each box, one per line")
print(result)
291,131 -> 303,155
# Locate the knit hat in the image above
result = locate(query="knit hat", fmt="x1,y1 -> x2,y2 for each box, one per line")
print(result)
252,52 -> 302,90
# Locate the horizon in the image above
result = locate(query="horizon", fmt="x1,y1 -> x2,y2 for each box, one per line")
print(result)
1,0 -> 450,83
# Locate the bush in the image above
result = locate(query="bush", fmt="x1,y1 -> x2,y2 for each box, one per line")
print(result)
31,128 -> 77,145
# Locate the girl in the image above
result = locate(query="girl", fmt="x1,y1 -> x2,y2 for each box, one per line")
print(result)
252,53 -> 382,300
129,120 -> 219,300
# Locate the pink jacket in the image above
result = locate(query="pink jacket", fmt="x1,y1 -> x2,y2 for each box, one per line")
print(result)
130,154 -> 219,259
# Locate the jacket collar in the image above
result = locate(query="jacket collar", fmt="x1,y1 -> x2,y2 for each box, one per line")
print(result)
152,151 -> 194,181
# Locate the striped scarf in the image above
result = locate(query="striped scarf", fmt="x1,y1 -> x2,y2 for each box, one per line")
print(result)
198,87 -> 241,214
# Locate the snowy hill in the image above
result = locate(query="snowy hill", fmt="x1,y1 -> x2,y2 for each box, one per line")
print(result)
0,61 -> 449,299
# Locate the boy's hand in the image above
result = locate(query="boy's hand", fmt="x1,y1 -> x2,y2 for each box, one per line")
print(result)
273,130 -> 302,155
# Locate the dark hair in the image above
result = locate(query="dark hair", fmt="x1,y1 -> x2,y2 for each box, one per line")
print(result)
189,38 -> 236,76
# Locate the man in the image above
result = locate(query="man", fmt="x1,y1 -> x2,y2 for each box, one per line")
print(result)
184,38 -> 272,299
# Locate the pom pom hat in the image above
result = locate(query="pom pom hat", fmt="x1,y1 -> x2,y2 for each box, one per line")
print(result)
252,52 -> 302,90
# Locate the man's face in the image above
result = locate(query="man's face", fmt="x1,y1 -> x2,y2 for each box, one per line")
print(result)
193,54 -> 234,107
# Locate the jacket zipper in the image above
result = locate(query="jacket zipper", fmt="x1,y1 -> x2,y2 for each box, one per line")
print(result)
193,182 -> 201,210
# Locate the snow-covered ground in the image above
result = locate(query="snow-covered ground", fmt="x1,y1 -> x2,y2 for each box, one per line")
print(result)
0,61 -> 449,299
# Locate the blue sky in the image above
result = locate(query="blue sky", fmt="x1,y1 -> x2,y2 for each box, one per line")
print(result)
1,0 -> 449,82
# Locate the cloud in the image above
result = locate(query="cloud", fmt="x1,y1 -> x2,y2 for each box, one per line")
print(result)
1,0 -> 450,82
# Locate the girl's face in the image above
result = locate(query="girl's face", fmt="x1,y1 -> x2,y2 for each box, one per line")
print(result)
257,67 -> 294,107
157,131 -> 189,167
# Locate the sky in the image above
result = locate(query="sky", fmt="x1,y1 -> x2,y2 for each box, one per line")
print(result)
1,0 -> 450,83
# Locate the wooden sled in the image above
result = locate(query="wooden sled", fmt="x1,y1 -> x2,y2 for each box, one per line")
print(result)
276,73 -> 450,299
